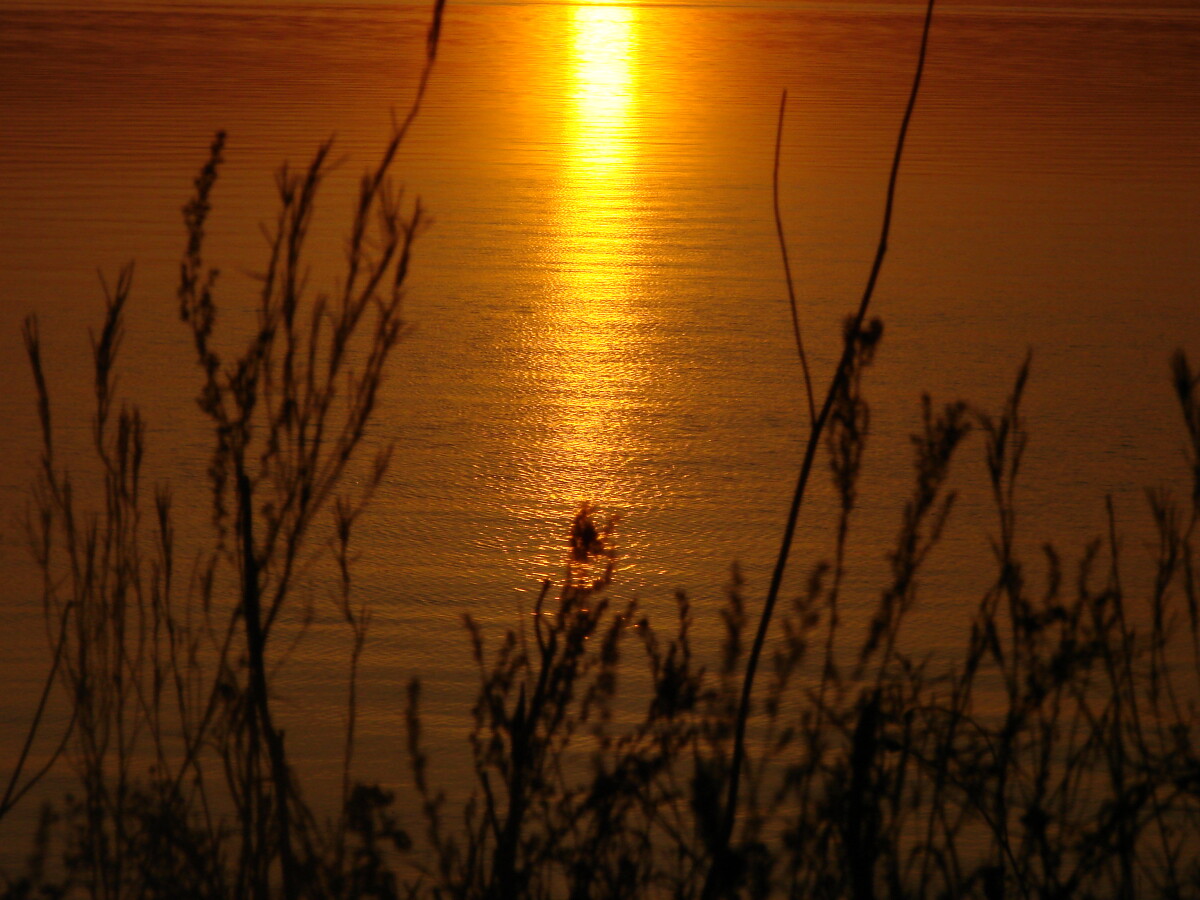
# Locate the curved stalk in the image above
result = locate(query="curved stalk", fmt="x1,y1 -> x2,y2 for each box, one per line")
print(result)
704,1 -> 939,894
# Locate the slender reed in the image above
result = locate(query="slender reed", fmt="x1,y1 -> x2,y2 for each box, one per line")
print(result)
706,1 -> 939,893
773,90 -> 816,429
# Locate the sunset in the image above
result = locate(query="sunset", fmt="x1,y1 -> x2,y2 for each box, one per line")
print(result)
1,0 -> 1198,896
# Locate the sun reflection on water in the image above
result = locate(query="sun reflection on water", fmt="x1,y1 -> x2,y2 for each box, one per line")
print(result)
532,4 -> 646,524
567,6 -> 637,175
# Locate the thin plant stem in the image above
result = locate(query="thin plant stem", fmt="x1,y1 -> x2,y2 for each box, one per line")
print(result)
774,89 -> 817,429
708,0 -> 938,891
0,604 -> 76,821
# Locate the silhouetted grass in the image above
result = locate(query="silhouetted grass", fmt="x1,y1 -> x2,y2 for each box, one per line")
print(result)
5,0 -> 1200,896
5,2 -> 445,896
395,351 -> 1200,900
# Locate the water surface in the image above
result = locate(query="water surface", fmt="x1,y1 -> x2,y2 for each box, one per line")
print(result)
1,0 -> 1198,852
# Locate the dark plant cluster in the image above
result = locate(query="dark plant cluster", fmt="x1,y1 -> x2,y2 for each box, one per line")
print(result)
10,304 -> 1200,899
399,350 -> 1200,900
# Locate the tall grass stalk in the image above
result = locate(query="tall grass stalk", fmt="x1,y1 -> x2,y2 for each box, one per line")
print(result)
707,0 -> 938,893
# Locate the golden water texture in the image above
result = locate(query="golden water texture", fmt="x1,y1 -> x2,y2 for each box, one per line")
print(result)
1,0 -> 1199,850
532,4 -> 645,521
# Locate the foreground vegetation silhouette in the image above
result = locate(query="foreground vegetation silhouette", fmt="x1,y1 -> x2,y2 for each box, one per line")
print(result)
5,0 -> 1200,897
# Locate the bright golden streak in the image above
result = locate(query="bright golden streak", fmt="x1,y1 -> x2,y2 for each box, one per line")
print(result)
567,7 -> 636,176
534,5 -> 644,514
560,3 -> 639,302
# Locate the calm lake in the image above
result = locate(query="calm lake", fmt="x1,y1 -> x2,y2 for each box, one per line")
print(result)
1,0 -> 1198,859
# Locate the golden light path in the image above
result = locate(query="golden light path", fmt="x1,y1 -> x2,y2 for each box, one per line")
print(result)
567,6 -> 637,175
534,4 -> 646,520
